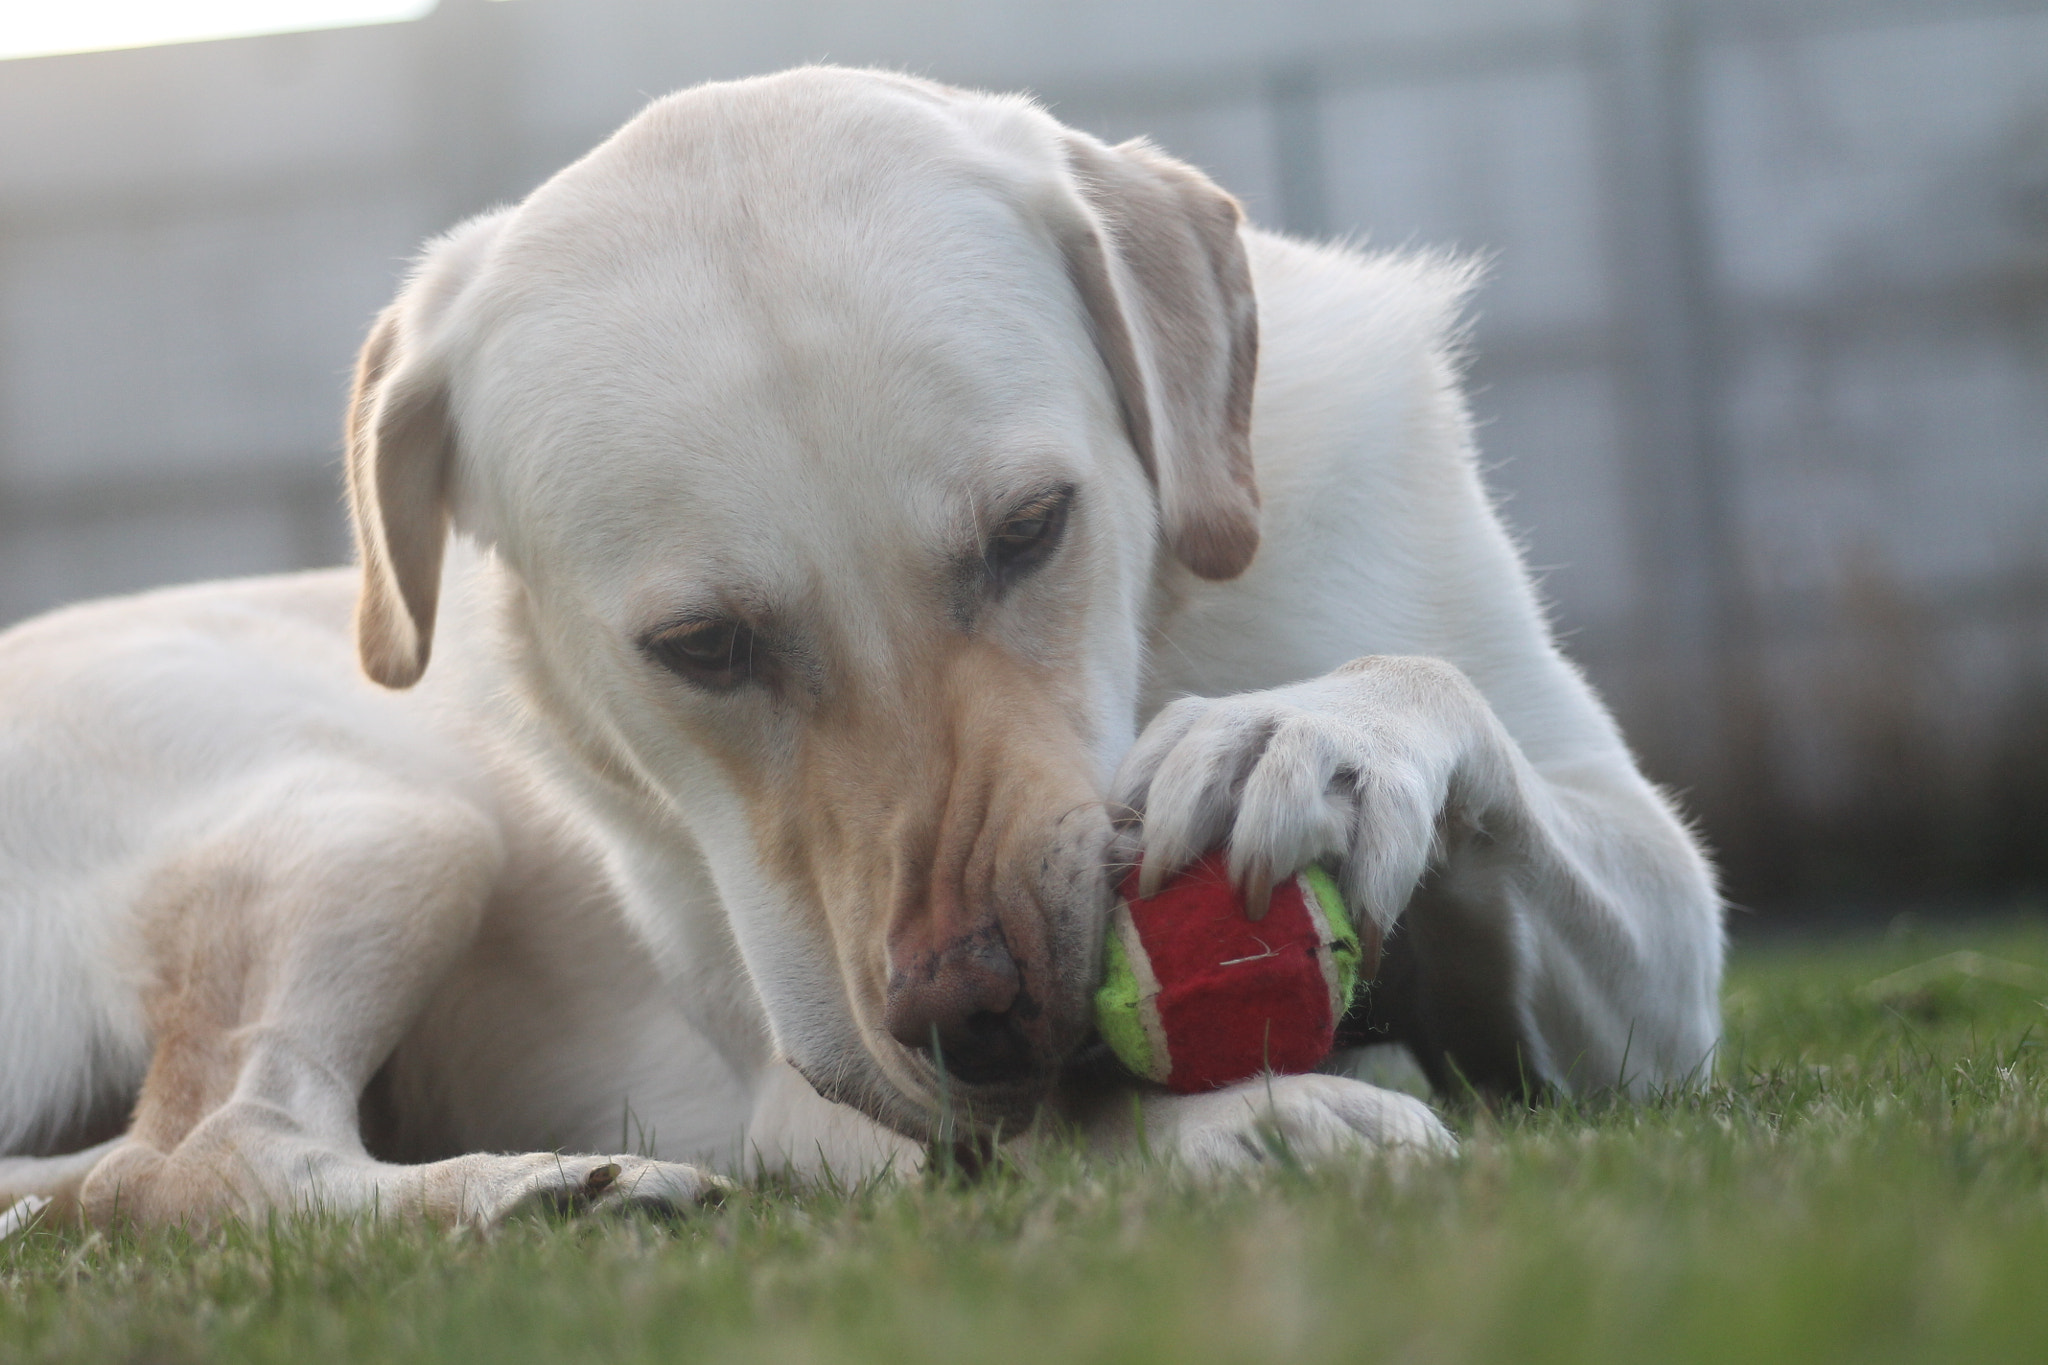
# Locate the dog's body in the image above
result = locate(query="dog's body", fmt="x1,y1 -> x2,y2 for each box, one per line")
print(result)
1,69 -> 1722,1227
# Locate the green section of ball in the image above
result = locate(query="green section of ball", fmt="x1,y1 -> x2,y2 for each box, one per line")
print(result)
1093,919 -> 1164,1083
1300,864 -> 1363,1010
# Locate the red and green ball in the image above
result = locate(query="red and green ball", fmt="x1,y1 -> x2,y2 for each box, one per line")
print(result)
1093,850 -> 1380,1094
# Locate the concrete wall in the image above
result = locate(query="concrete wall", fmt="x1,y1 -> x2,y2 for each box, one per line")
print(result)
3,0 -> 2045,905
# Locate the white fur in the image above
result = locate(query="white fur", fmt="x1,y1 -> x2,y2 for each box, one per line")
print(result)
0,68 -> 1720,1226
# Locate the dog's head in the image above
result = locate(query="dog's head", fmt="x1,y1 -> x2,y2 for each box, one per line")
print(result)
342,68 -> 1258,1137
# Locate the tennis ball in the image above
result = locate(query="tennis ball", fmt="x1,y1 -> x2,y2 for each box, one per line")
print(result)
1093,849 -> 1376,1093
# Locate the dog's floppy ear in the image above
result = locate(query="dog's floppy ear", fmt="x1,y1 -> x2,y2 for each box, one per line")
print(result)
345,306 -> 450,688
344,213 -> 502,688
1058,134 -> 1261,580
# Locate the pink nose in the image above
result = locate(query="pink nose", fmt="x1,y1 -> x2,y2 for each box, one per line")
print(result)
885,924 -> 1037,1084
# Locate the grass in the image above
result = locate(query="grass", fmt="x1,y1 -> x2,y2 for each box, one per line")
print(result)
6,914 -> 2048,1364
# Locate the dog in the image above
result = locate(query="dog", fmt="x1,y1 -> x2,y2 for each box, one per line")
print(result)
0,67 -> 1723,1229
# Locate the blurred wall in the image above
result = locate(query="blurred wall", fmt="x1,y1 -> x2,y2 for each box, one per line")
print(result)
3,0 -> 2045,908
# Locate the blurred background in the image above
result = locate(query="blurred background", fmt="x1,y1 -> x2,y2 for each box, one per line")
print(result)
2,0 -> 2044,921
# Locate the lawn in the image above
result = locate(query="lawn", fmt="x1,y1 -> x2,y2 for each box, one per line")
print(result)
5,914 -> 2047,1364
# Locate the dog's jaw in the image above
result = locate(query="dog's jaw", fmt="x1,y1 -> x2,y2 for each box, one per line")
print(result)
788,1036 -> 1057,1144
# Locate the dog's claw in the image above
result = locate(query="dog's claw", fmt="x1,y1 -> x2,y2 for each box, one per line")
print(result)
1242,860 -> 1274,921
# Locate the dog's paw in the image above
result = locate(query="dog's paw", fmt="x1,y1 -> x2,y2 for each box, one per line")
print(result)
1140,1073 -> 1456,1175
587,1155 -> 733,1219
486,1153 -> 731,1225
1111,657 -> 1506,930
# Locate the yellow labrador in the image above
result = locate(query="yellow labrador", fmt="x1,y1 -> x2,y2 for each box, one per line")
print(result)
0,67 -> 1721,1229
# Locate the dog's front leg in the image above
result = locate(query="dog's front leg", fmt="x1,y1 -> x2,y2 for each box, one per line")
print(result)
1110,655 -> 1723,1100
70,778 -> 727,1230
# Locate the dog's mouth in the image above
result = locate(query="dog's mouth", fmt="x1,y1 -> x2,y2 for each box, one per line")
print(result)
912,1066 -> 1058,1136
790,1006 -> 1082,1142
883,1029 -> 1069,1135
786,1036 -> 1056,1141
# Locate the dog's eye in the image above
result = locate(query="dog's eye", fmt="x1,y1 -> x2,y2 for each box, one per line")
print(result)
985,486 -> 1072,584
642,618 -> 757,689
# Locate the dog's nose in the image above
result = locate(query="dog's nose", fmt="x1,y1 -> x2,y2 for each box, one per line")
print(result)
885,926 -> 1039,1084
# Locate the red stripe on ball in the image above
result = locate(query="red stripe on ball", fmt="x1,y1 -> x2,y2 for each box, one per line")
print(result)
1119,851 -> 1338,1093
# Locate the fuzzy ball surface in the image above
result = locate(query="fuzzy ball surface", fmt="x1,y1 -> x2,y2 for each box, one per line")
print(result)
1093,850 -> 1369,1093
